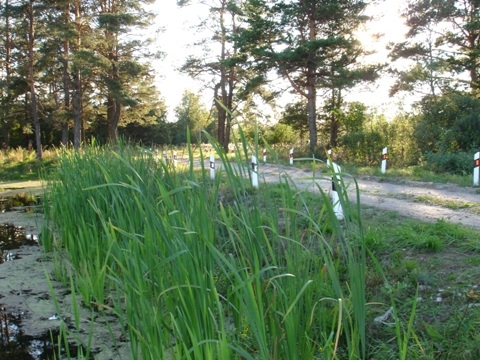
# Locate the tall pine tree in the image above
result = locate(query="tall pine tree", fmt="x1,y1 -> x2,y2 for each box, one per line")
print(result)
237,0 -> 379,153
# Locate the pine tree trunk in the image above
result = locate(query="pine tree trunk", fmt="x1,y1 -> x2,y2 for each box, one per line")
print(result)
61,4 -> 70,147
217,0 -> 229,152
2,0 -> 12,150
73,0 -> 82,151
108,98 -> 121,141
73,71 -> 81,150
307,14 -> 317,156
27,0 -> 42,160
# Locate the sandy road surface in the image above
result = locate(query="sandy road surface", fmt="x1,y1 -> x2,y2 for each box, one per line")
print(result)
251,162 -> 480,230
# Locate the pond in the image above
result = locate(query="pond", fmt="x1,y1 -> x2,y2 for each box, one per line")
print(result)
0,192 -> 87,360
1,217 -> 87,359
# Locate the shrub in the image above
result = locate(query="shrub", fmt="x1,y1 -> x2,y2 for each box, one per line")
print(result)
424,151 -> 473,175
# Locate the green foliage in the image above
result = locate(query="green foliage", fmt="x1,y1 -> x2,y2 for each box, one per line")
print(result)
174,90 -> 211,144
0,0 -> 163,149
424,150 -> 472,175
342,102 -> 367,134
414,92 -> 480,154
279,100 -> 309,140
0,148 -> 57,181
264,123 -> 299,145
390,0 -> 480,96
340,131 -> 383,165
387,113 -> 420,167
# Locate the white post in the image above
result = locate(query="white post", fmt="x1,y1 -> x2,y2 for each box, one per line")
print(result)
474,152 -> 480,186
251,155 -> 259,188
263,148 -> 267,163
327,150 -> 344,220
210,153 -> 215,180
289,148 -> 294,165
163,150 -> 167,163
173,151 -> 177,168
155,149 -> 159,162
381,147 -> 387,174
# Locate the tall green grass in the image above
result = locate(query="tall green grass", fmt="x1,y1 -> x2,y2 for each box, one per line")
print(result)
42,135 -> 368,359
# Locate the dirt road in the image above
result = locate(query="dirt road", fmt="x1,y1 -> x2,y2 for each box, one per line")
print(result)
256,163 -> 480,230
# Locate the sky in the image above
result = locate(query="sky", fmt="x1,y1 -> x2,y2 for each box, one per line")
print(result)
151,0 -> 411,122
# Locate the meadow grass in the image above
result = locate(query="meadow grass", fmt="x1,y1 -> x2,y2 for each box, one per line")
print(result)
342,164 -> 474,187
0,147 -> 58,181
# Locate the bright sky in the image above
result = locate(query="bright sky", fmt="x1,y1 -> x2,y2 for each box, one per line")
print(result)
152,0 -> 411,122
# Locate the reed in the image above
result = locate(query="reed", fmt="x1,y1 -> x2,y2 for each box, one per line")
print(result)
42,131 -> 369,359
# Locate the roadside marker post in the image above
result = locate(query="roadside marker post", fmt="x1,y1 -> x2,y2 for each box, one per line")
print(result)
163,150 -> 167,163
251,155 -> 259,188
289,148 -> 294,165
474,152 -> 480,186
210,153 -> 215,180
155,149 -> 159,162
173,151 -> 177,168
381,147 -> 387,174
327,150 -> 344,220
263,148 -> 267,163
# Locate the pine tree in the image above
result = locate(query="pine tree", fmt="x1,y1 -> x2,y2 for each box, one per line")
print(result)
237,0 -> 379,153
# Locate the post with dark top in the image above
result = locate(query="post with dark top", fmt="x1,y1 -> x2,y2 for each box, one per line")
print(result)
210,153 -> 215,180
327,150 -> 344,220
381,147 -> 387,174
474,152 -> 479,186
251,155 -> 259,188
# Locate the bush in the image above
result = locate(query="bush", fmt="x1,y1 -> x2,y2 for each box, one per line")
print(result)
424,151 -> 473,175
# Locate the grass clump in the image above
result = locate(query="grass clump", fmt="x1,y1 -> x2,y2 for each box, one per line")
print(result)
41,138 -> 369,359
361,206 -> 480,360
415,195 -> 476,210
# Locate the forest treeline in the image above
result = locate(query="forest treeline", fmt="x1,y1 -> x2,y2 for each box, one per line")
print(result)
1,0 -> 479,173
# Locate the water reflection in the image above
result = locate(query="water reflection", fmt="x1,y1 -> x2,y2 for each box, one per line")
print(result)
0,224 -> 39,264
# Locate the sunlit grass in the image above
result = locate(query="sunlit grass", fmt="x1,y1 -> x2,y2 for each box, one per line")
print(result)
342,163 -> 474,187
414,195 -> 477,210
0,147 -> 58,181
